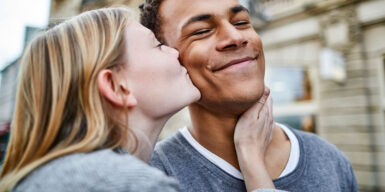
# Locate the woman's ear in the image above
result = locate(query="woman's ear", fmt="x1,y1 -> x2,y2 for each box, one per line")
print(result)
97,69 -> 137,108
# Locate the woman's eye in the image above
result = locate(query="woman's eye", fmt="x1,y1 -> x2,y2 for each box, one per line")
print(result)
157,43 -> 164,48
192,29 -> 211,36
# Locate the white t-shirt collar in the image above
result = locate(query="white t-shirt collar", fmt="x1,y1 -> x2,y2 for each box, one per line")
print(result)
179,123 -> 300,180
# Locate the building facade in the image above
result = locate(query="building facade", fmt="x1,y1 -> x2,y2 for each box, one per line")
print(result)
0,26 -> 41,160
0,59 -> 19,161
49,0 -> 143,19
0,0 -> 383,191
37,0 -> 385,190
252,0 -> 385,191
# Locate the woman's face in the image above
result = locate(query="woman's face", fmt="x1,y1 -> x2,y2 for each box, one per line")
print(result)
123,21 -> 200,119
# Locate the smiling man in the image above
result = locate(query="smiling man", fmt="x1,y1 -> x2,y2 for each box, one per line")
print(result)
139,0 -> 358,191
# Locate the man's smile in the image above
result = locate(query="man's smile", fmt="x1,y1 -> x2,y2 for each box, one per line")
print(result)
212,54 -> 259,72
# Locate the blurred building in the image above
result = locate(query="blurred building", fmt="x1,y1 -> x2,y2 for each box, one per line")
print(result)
47,0 -> 385,190
49,0 -> 143,19
0,26 -> 41,161
249,0 -> 385,191
0,0 -> 383,190
0,58 -> 18,161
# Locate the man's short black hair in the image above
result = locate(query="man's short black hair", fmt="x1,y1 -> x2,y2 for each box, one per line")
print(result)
139,0 -> 165,43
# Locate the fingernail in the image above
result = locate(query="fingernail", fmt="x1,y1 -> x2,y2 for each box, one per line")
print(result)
264,90 -> 270,96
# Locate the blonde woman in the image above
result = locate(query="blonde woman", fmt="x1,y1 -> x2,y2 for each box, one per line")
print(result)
0,8 -> 281,192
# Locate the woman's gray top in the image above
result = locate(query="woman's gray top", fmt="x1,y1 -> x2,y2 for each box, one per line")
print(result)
14,148 -> 285,192
14,149 -> 180,192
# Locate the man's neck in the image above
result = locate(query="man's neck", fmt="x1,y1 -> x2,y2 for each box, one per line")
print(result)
188,103 -> 291,179
188,103 -> 241,169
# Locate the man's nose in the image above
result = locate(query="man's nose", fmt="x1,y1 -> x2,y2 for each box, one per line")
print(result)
216,23 -> 248,51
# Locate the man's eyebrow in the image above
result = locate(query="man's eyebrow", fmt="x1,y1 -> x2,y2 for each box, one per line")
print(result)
182,14 -> 213,30
230,5 -> 249,14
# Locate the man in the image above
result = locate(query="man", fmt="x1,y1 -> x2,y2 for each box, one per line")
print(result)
139,0 -> 358,191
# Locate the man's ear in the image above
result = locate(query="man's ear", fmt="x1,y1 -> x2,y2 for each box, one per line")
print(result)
97,69 -> 137,108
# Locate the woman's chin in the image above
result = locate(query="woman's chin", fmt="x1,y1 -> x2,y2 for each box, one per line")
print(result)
192,87 -> 202,102
170,90 -> 200,115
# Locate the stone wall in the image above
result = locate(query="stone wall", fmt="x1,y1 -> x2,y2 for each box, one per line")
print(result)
256,0 -> 385,190
0,61 -> 19,124
49,0 -> 143,20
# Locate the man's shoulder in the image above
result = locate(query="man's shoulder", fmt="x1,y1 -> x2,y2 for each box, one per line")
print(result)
294,129 -> 341,151
291,128 -> 351,166
150,130 -> 199,175
156,131 -> 184,148
153,130 -> 187,155
153,130 -> 191,157
279,128 -> 358,191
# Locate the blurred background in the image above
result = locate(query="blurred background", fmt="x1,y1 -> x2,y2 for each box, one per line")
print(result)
0,0 -> 384,191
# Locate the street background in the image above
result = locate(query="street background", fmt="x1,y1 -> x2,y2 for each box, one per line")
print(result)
0,0 -> 384,191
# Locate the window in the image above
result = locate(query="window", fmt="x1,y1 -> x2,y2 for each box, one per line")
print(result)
266,66 -> 317,132
275,115 -> 316,133
266,66 -> 312,105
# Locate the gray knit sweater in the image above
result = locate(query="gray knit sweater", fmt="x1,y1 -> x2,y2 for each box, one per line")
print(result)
14,149 -> 180,192
13,149 -> 284,192
150,128 -> 358,192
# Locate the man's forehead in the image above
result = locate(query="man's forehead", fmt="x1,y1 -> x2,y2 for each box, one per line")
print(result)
159,0 -> 242,46
161,0 -> 241,24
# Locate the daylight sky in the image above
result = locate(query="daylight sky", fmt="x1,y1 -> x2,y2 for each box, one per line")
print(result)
0,0 -> 50,71
0,0 -> 251,71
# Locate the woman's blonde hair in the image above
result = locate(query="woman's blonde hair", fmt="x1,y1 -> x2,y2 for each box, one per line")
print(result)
0,7 -> 135,191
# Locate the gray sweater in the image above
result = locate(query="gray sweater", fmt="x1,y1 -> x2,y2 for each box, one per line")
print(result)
150,127 -> 358,192
13,148 -> 284,192
14,149 -> 181,192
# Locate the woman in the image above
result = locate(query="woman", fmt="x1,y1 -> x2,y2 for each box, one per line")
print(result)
0,7 -> 280,192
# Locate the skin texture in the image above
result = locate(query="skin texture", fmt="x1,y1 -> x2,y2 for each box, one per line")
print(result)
234,88 -> 275,190
98,21 -> 201,162
124,21 -> 200,119
160,0 -> 265,115
157,0 -> 291,185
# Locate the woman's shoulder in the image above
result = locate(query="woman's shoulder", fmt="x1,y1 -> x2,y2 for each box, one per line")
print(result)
15,149 -> 180,192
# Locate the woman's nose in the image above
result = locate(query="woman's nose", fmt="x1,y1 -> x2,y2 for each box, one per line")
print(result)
164,45 -> 179,57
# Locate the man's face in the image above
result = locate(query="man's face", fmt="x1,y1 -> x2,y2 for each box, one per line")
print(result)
159,0 -> 265,114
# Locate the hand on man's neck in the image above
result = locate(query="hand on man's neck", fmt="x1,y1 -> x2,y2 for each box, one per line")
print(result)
188,103 -> 291,179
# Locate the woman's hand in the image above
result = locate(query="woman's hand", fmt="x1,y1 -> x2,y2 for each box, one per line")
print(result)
234,87 -> 275,191
234,87 -> 274,157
